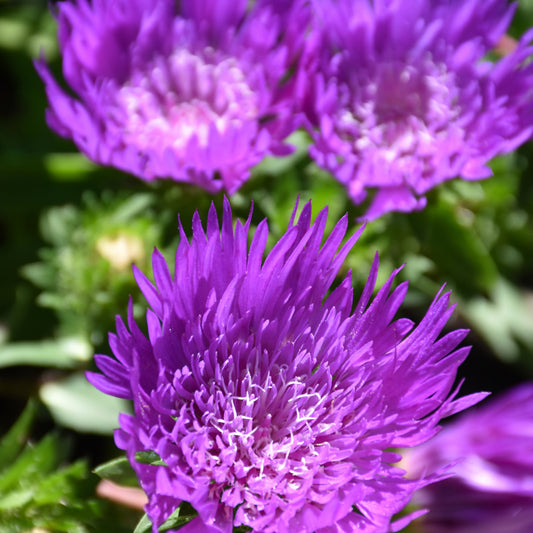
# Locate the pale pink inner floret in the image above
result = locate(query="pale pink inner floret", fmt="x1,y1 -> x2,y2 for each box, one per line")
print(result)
337,57 -> 463,188
114,49 -> 259,153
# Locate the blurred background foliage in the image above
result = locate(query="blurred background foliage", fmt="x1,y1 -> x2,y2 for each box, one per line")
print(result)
1,0 -> 533,531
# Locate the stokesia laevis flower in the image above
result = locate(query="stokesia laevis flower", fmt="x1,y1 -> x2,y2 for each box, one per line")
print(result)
87,198 -> 485,532
36,0 -> 308,193
306,0 -> 533,220
404,383 -> 533,533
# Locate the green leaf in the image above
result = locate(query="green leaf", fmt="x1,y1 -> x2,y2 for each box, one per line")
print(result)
39,372 -> 130,434
414,204 -> 498,295
43,153 -> 97,181
133,504 -> 197,533
462,278 -> 533,361
0,18 -> 29,50
133,512 -> 153,533
159,505 -> 195,532
0,400 -> 36,472
0,433 -> 59,493
135,450 -> 167,466
0,337 -> 91,369
94,456 -> 140,488
20,261 -> 55,289
32,460 -> 88,505
0,431 -> 103,532
252,131 -> 310,176
0,488 -> 34,510
107,193 -> 154,224
40,205 -> 80,246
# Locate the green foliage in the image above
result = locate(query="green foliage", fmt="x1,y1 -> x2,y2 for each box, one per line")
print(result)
94,456 -> 139,488
21,191 -> 164,347
95,453 -> 198,532
39,372 -> 130,435
0,401 -> 105,533
0,337 -> 90,369
1,1 -> 533,531
463,279 -> 533,363
93,451 -> 168,491
134,503 -> 197,533
134,450 -> 167,466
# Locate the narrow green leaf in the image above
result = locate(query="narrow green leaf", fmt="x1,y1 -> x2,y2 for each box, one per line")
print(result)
0,488 -> 34,510
0,400 -> 37,473
0,433 -> 59,493
133,505 -> 197,533
133,512 -> 153,533
93,456 -> 140,488
135,450 -> 167,466
159,504 -> 197,531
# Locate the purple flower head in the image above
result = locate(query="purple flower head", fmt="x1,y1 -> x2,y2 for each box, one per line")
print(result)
36,0 -> 309,193
405,383 -> 533,533
87,198 -> 485,532
306,0 -> 533,220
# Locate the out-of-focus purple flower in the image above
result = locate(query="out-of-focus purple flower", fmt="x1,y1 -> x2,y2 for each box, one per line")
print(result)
87,198 -> 485,533
405,383 -> 533,533
36,0 -> 308,193
306,0 -> 533,220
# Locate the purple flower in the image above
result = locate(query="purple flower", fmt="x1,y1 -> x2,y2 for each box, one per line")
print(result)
405,383 -> 533,533
87,198 -> 484,532
36,0 -> 308,193
306,0 -> 533,220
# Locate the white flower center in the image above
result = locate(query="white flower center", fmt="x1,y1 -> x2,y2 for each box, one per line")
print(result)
339,58 -> 462,170
113,49 -> 259,154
